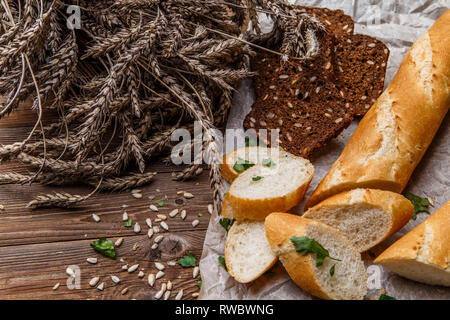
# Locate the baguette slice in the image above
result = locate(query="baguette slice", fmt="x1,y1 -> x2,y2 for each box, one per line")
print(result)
221,147 -> 292,183
303,189 -> 414,252
375,200 -> 450,286
265,213 -> 368,300
221,151 -> 314,221
225,220 -> 278,283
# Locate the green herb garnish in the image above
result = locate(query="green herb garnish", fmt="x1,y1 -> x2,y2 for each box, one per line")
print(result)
197,213 -> 203,217
330,264 -> 336,277
252,176 -> 262,181
91,238 -> 116,259
262,158 -> 276,167
404,192 -> 431,220
245,136 -> 258,147
219,218 -> 235,232
178,253 -> 196,268
290,236 -> 341,267
124,219 -> 132,227
156,200 -> 165,207
197,281 -> 202,288
233,158 -> 255,173
218,256 -> 228,271
379,294 -> 396,300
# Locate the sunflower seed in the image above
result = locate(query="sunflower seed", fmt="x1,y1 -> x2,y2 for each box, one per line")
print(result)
122,211 -> 128,221
52,283 -> 60,290
148,274 -> 155,287
149,205 -> 159,212
128,264 -> 139,273
132,243 -> 139,251
132,192 -> 142,199
153,226 -> 160,233
122,264 -> 128,270
134,222 -> 141,233
86,257 -> 98,264
192,220 -> 200,227
92,214 -> 101,222
368,43 -> 376,48
168,261 -> 177,266
138,271 -> 145,278
335,118 -> 343,124
97,282 -> 105,291
156,271 -> 165,279
148,195 -> 155,200
180,210 -> 187,220
111,276 -> 120,284
147,229 -> 154,239
160,221 -> 169,231
154,218 -> 162,223
155,262 -> 165,271
175,289 -> 184,300
119,258 -> 124,263
122,204 -> 129,208
146,218 -> 152,228
0,205 -> 4,211
66,267 -> 75,277
165,210 -> 178,219
207,204 -> 213,215
310,76 -> 317,82
156,188 -> 160,192
193,266 -> 200,279
89,277 -> 100,287
157,214 -> 167,220
279,74 -> 289,79
167,281 -> 173,291
121,288 -> 128,295
183,192 -> 194,199
131,189 -> 142,194
151,243 -> 159,250
367,60 -> 375,65
164,291 -> 171,300
154,283 -> 167,299
192,292 -> 199,298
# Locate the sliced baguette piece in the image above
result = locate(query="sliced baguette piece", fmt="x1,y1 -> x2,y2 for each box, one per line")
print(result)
221,151 -> 314,221
303,189 -> 414,252
221,146 -> 292,183
265,213 -> 368,300
375,200 -> 450,286
225,220 -> 278,283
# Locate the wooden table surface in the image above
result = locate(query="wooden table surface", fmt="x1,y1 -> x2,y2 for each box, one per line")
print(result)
0,101 -> 212,300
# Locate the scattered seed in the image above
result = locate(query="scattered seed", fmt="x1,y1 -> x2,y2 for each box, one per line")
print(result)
66,267 -> 75,277
310,76 -> 317,82
167,281 -> 173,291
269,85 -> 276,89
92,214 -> 101,222
169,209 -> 179,218
154,283 -> 167,299
157,214 -> 167,220
368,43 -> 376,48
279,74 -> 289,79
153,226 -> 160,233
192,292 -> 199,298
168,261 -> 177,267
147,229 -> 154,239
294,123 -> 302,128
324,113 -> 331,118
89,277 -> 100,287
122,264 -> 128,270
132,193 -> 142,199
192,220 -> 200,227
115,238 -> 123,247
156,188 -> 160,192
207,204 -> 213,215
193,266 -> 200,279
325,61 -> 331,70
128,264 -> 139,273
164,291 -> 171,300
148,274 -> 155,287
121,288 -> 128,295
154,218 -> 162,223
160,221 -> 169,231
149,205 -> 159,212
146,218 -> 152,228
367,60 -> 375,65
138,271 -> 145,278
111,276 -> 120,284
175,289 -> 184,300
335,118 -> 343,124
0,205 -> 4,211
134,222 -> 141,234
154,235 -> 164,244
132,243 -> 139,251
122,211 -> 128,221
86,257 -> 98,264
148,195 -> 155,200
97,282 -> 105,291
180,210 -> 187,220
151,243 -> 159,250
155,262 -> 165,271
183,192 -> 194,199
156,271 -> 165,279
52,283 -> 60,290
260,121 -> 267,126
315,87 -> 321,94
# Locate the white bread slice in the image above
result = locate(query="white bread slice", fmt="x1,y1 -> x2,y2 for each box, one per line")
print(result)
375,200 -> 450,286
303,189 -> 414,252
221,151 -> 314,221
265,213 -> 368,300
221,146 -> 293,183
225,220 -> 278,283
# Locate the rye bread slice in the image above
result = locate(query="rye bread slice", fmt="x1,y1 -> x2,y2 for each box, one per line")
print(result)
301,6 -> 355,37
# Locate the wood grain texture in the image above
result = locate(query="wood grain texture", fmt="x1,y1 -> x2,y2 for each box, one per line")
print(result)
0,102 -> 212,300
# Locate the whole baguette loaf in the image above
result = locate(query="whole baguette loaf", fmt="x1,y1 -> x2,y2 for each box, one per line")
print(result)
374,200 -> 450,286
306,10 -> 450,209
265,213 -> 368,300
303,189 -> 413,252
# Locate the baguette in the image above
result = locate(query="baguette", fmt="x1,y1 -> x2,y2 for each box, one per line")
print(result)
303,189 -> 413,252
225,220 -> 278,283
306,10 -> 450,209
265,213 -> 368,300
221,151 -> 314,221
374,200 -> 450,286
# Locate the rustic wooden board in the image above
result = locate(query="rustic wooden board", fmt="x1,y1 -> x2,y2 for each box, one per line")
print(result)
0,103 -> 212,300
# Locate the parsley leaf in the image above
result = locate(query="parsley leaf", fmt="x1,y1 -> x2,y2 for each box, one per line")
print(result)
252,176 -> 262,181
218,256 -> 228,271
290,236 -> 341,267
262,158 -> 276,167
233,158 -> 255,173
156,200 -> 165,207
379,294 -> 396,300
197,213 -> 203,217
178,253 -> 196,268
330,264 -> 336,277
404,192 -> 431,220
197,281 -> 202,288
245,136 -> 258,147
124,219 -> 132,227
91,238 -> 116,259
219,218 -> 235,232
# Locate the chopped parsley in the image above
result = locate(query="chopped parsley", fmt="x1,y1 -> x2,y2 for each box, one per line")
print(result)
233,158 -> 255,173
252,176 -> 263,181
262,158 -> 276,167
290,236 -> 341,267
178,253 -> 196,268
91,238 -> 116,259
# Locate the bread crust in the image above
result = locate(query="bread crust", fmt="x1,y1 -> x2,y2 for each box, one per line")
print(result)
305,10 -> 450,209
303,189 -> 414,252
374,201 -> 450,286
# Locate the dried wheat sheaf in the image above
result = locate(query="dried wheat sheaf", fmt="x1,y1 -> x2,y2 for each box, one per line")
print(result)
0,0 -> 324,210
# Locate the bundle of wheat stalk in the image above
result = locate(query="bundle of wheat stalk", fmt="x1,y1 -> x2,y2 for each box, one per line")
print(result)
0,0 -> 323,210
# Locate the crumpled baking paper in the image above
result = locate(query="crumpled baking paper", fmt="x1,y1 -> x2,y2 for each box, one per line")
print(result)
199,0 -> 450,300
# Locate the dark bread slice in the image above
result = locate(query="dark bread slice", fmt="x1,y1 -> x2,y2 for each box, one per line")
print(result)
301,6 -> 355,37
333,34 -> 390,116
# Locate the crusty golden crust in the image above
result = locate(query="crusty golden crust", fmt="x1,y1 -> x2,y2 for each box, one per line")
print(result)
305,10 -> 450,209
303,189 -> 413,251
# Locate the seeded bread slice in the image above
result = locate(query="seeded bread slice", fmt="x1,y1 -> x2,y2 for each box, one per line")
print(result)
265,213 -> 368,300
302,189 -> 414,252
225,220 -> 278,283
221,151 -> 314,221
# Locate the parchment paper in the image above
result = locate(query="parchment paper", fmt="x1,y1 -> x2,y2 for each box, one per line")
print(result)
199,0 -> 450,300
